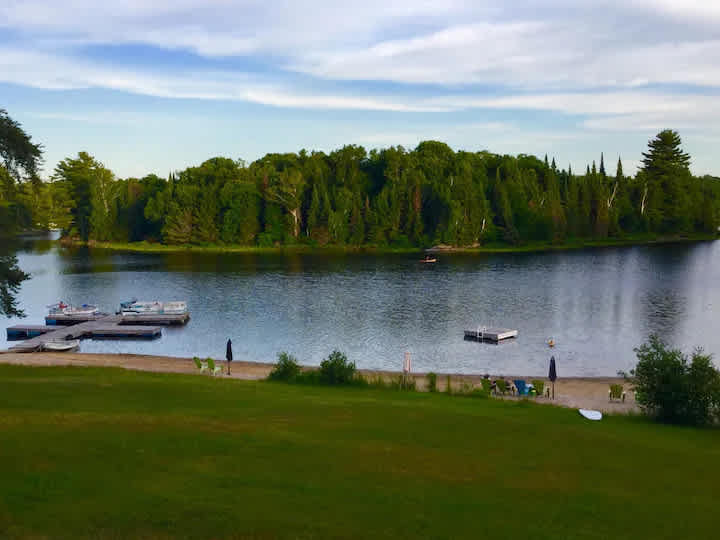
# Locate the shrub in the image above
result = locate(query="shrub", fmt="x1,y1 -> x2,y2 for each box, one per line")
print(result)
268,352 -> 301,382
389,375 -> 417,391
426,372 -> 438,392
531,380 -> 545,396
456,380 -> 488,399
609,384 -> 624,400
631,336 -> 720,426
319,350 -> 357,385
458,380 -> 474,395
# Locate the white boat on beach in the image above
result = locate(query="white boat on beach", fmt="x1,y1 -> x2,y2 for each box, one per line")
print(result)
42,339 -> 80,352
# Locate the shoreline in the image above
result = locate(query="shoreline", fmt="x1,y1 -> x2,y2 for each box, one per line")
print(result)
0,351 -> 638,413
53,233 -> 718,255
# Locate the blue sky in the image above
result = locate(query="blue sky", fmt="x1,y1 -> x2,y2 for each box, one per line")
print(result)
1,0 -> 719,178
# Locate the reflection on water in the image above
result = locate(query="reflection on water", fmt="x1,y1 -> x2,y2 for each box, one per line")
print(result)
3,236 -> 719,376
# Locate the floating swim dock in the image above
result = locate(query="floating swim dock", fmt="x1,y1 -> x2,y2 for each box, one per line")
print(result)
6,311 -> 189,352
464,327 -> 518,343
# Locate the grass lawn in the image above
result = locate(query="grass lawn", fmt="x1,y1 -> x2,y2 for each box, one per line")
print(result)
0,365 -> 718,539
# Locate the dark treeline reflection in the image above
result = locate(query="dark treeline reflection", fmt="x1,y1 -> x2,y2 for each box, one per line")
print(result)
0,248 -> 28,318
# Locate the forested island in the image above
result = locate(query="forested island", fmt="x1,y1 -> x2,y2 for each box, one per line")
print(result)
2,108 -> 719,252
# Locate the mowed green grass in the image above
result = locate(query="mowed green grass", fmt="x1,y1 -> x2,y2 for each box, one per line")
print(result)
0,365 -> 718,539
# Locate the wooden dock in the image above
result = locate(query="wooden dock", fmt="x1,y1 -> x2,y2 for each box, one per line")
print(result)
114,313 -> 190,326
6,325 -> 56,340
464,327 -> 518,342
45,312 -> 189,326
88,325 -> 162,339
8,315 -> 172,352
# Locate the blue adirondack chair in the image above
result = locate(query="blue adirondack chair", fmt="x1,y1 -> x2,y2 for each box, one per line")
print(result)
514,379 -> 529,396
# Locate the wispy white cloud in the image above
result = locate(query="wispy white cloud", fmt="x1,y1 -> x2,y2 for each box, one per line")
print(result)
0,48 -> 449,111
293,22 -> 720,89
4,44 -> 720,134
2,0 -> 720,176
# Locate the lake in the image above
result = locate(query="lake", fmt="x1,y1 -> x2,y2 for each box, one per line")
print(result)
3,235 -> 719,376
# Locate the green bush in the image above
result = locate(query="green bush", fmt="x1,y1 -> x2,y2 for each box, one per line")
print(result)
456,381 -> 488,399
427,372 -> 438,392
631,336 -> 720,426
389,375 -> 417,391
256,232 -> 274,247
531,380 -> 545,396
268,352 -> 301,382
319,350 -> 357,385
458,381 -> 474,395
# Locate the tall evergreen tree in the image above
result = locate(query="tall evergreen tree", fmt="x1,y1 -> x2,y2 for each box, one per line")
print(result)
641,130 -> 693,232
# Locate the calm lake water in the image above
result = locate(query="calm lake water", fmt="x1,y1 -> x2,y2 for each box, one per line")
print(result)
3,234 -> 720,376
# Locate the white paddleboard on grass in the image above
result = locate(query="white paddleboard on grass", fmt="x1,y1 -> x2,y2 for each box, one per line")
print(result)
579,409 -> 602,421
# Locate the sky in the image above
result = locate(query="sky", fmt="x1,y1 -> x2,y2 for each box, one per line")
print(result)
1,0 -> 719,179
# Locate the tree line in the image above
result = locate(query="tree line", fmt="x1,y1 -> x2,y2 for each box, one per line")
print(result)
2,108 -> 719,250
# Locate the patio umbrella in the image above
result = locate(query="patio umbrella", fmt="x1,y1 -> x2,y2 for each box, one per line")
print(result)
549,356 -> 557,399
226,339 -> 233,375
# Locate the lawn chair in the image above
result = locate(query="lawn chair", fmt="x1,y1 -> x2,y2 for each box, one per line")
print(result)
609,384 -> 626,402
207,357 -> 223,376
193,357 -> 208,373
514,379 -> 529,396
531,380 -> 545,398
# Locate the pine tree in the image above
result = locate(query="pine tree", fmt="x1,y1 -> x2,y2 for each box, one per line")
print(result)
599,152 -> 606,179
641,130 -> 692,233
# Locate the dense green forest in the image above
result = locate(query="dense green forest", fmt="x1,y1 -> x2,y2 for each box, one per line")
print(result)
2,108 -> 719,250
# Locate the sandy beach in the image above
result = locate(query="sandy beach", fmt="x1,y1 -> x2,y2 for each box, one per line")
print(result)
0,351 -> 638,413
